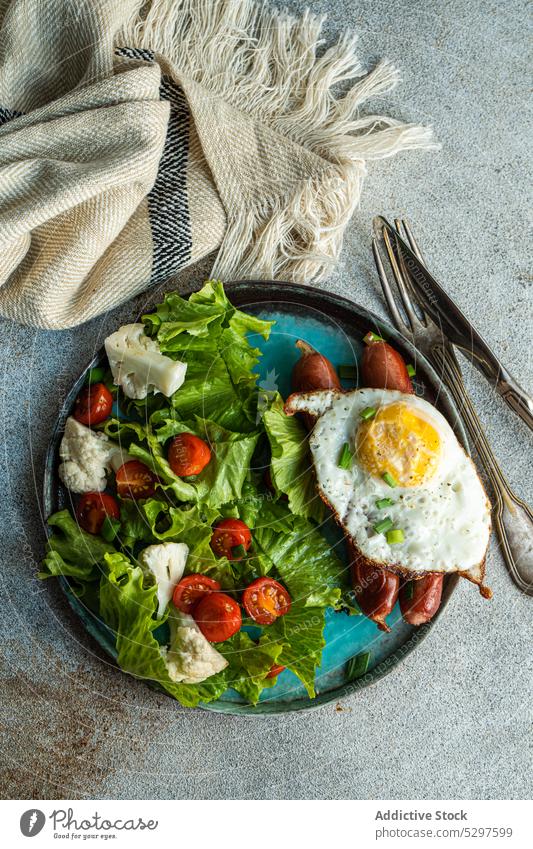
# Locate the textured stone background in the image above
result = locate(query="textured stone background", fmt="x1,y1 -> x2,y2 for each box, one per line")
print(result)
1,0 -> 531,800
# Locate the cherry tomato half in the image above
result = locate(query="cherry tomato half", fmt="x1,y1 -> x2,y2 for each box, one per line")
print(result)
76,492 -> 120,535
193,592 -> 242,643
210,518 -> 252,561
242,577 -> 291,625
172,574 -> 221,615
115,460 -> 158,500
73,382 -> 113,426
168,433 -> 211,477
266,664 -> 286,679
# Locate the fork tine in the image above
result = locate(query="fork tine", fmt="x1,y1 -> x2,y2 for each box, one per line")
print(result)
382,226 -> 420,330
396,219 -> 430,326
371,237 -> 407,334
401,219 -> 425,263
393,218 -> 428,326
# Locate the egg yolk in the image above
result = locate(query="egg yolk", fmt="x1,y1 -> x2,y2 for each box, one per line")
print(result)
356,402 -> 441,487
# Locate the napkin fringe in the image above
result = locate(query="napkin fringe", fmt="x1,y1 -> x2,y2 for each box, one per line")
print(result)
120,0 -> 438,281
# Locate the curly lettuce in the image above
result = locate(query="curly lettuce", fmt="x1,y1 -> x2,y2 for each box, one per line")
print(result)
41,279 -> 358,707
141,280 -> 273,431
263,393 -> 325,523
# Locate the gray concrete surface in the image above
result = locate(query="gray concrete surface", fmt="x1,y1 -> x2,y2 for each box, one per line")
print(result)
1,0 -> 531,800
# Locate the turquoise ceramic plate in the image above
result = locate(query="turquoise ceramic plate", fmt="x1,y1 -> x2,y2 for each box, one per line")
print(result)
43,281 -> 466,714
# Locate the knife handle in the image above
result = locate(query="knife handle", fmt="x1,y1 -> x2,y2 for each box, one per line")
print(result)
438,330 -> 533,434
496,369 -> 533,433
432,344 -> 533,596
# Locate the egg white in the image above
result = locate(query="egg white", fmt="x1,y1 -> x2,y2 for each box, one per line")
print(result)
285,389 -> 491,584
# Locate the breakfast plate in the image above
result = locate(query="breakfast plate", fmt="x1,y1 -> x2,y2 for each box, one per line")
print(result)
42,280 -> 471,714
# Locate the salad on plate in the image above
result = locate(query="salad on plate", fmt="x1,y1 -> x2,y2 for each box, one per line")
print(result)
41,280 -> 356,708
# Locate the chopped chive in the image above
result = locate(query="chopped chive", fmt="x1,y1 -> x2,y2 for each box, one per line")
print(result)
363,331 -> 384,345
101,515 -> 120,542
373,516 -> 393,535
338,442 -> 353,470
84,365 -> 105,385
346,651 -> 371,680
338,364 -> 357,380
382,471 -> 397,488
406,364 -> 416,377
360,406 -> 376,421
375,497 -> 394,509
386,528 -> 405,545
405,581 -> 414,600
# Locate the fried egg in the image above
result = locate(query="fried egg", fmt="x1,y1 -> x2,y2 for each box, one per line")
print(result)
285,389 -> 491,587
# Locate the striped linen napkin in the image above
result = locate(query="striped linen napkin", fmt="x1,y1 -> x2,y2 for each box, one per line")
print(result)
0,0 -> 437,328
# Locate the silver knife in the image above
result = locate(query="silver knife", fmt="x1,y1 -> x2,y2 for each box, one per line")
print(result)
379,217 -> 533,433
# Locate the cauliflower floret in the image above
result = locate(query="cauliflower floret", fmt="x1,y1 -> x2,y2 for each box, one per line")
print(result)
138,542 -> 189,619
163,607 -> 228,684
104,323 -> 187,400
59,417 -> 113,493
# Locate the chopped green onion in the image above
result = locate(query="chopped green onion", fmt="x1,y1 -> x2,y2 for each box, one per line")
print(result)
346,651 -> 371,680
375,497 -> 394,509
338,442 -> 353,470
386,528 -> 405,545
406,364 -> 416,377
373,516 -> 393,535
405,581 -> 414,600
84,366 -> 105,385
101,515 -> 120,542
338,364 -> 358,380
382,471 -> 397,488
360,406 -> 376,421
363,331 -> 384,345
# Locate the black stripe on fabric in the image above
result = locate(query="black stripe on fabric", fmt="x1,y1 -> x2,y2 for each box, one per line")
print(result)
0,106 -> 23,125
115,47 -> 193,283
146,76 -> 193,283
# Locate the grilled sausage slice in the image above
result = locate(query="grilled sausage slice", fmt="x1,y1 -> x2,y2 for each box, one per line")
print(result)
291,340 -> 341,429
399,573 -> 444,626
361,339 -> 413,394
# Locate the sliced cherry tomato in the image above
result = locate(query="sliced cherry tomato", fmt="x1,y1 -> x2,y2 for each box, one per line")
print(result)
242,577 -> 291,625
266,664 -> 286,679
76,492 -> 120,535
73,382 -> 113,426
172,574 -> 221,614
115,460 -> 157,500
193,592 -> 242,642
210,518 -> 252,561
168,433 -> 211,477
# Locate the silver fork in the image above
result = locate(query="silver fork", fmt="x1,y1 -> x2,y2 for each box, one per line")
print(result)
372,217 -> 533,596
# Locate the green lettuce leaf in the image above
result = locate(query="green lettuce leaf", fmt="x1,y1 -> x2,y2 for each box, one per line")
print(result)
219,631 -> 284,705
39,510 -> 116,580
252,501 -> 347,609
263,393 -> 325,523
141,286 -> 224,340
267,604 -> 326,698
141,280 -> 272,432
